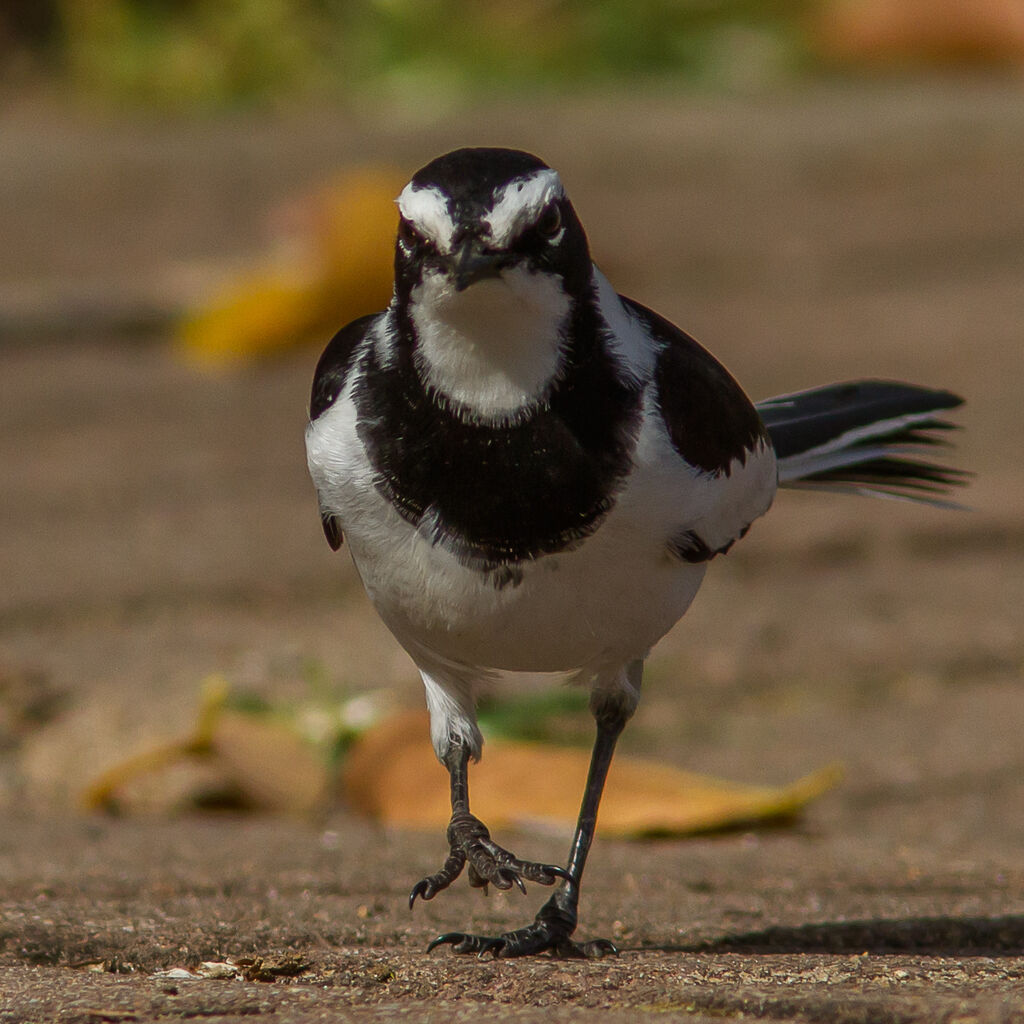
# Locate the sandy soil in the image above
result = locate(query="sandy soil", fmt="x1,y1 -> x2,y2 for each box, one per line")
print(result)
1,78 -> 1023,1022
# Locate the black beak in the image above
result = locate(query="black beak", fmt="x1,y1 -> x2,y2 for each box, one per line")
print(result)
451,239 -> 506,292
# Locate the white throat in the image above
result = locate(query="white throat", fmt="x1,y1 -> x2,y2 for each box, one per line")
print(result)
409,264 -> 572,422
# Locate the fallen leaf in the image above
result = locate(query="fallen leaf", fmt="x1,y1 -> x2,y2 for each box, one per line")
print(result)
81,678 -> 332,816
81,690 -> 837,835
177,166 -> 402,365
210,710 -> 331,815
343,711 -> 840,838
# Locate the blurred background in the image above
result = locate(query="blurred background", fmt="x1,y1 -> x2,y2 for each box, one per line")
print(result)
5,0 -> 1024,106
1,1 -> 1022,827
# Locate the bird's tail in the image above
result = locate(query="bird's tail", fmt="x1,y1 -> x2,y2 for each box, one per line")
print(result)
756,380 -> 969,508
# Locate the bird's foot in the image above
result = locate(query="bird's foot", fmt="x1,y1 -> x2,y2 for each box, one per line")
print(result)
409,811 -> 568,906
426,895 -> 617,959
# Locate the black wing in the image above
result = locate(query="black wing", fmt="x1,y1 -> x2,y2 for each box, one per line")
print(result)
309,313 -> 380,550
310,313 -> 379,422
622,296 -> 768,475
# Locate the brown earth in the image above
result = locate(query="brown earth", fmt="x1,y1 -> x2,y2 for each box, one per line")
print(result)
1,78 -> 1023,1022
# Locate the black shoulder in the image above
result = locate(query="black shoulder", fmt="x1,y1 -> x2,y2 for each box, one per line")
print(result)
622,297 -> 768,476
309,313 -> 379,421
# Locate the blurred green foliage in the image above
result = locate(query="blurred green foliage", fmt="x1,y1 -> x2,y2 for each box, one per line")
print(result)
477,687 -> 591,745
24,0 -> 815,109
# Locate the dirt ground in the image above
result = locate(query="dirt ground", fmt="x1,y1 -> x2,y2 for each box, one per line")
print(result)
2,78 -> 1023,1022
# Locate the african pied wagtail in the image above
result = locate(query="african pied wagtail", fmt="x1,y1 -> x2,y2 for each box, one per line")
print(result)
305,148 -> 966,959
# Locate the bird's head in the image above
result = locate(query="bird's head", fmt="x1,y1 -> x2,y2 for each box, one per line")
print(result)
390,148 -> 594,421
395,148 -> 591,299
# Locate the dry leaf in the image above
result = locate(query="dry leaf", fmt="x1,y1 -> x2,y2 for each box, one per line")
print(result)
210,710 -> 331,815
81,680 -> 331,816
81,693 -> 837,834
178,167 -> 402,365
343,711 -> 840,839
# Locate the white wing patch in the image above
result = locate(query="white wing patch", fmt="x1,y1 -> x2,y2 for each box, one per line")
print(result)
592,267 -> 657,385
485,168 -> 564,248
397,183 -> 457,253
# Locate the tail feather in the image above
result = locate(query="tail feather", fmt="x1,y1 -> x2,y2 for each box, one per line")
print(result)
756,380 -> 969,507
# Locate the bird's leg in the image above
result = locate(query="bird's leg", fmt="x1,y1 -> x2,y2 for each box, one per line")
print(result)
409,739 -> 569,907
427,671 -> 637,958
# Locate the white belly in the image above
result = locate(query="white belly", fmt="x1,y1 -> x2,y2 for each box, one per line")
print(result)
347,498 -> 708,677
307,379 -> 774,683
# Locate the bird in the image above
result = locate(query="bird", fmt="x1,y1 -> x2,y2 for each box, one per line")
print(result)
305,147 -> 966,959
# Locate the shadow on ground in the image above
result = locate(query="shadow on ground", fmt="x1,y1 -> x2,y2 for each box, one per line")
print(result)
669,914 -> 1024,956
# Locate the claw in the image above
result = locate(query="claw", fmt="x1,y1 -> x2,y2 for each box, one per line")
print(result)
580,938 -> 619,958
408,880 -> 432,908
476,937 -> 506,959
409,847 -> 468,907
426,933 -> 452,954
427,932 -> 471,954
425,918 -> 617,960
495,868 -> 527,895
525,863 -> 572,886
427,932 -> 507,958
411,812 -> 569,905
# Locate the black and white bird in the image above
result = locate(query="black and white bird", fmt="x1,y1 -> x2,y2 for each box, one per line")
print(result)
305,147 -> 966,959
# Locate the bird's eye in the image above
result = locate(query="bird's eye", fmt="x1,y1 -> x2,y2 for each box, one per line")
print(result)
398,218 -> 421,248
537,204 -> 562,239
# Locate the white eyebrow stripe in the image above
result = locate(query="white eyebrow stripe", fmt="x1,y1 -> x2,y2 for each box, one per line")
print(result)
485,168 -> 564,248
396,183 -> 457,253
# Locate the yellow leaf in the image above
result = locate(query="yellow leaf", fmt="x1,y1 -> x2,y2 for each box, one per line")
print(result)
210,710 -> 331,816
343,711 -> 841,839
178,271 -> 325,364
81,679 -> 331,816
178,166 -> 402,366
